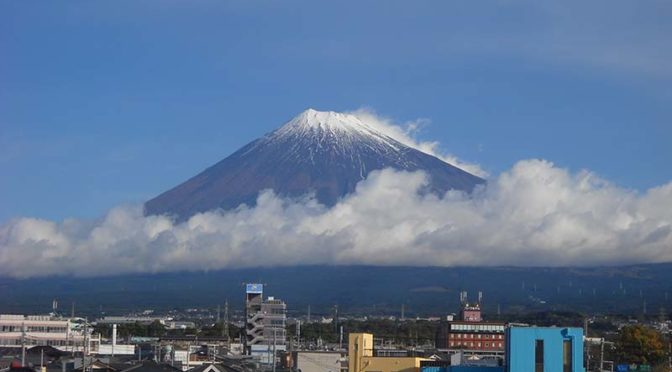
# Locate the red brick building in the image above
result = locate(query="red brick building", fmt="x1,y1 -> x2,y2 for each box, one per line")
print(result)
435,292 -> 506,356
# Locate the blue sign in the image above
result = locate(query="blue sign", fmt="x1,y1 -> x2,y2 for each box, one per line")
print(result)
246,283 -> 263,294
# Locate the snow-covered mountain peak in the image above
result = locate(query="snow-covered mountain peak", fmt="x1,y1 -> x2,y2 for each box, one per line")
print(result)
282,109 -> 372,133
271,108 -> 401,151
145,108 -> 485,219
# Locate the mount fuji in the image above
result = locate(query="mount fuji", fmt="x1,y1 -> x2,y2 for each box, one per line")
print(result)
144,109 -> 485,219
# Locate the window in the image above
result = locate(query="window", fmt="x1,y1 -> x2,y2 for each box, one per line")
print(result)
535,340 -> 544,372
563,340 -> 572,372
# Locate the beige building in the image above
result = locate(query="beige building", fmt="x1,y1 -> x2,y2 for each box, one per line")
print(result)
348,333 -> 428,372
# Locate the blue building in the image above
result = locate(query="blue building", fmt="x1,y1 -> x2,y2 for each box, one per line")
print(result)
506,326 -> 584,372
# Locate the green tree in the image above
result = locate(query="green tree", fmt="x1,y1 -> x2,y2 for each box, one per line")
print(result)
616,324 -> 667,366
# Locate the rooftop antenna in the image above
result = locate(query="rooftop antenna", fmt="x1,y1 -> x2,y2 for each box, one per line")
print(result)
478,291 -> 483,304
52,299 -> 58,314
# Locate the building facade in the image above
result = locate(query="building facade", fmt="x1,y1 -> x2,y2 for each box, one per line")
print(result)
506,327 -> 584,372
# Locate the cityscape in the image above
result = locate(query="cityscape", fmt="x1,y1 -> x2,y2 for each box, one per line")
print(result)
2,1 -> 671,372
1,282 -> 670,372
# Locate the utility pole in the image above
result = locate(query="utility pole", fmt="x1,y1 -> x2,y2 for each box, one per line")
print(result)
339,326 -> 344,350
224,300 -> 230,344
599,338 -> 605,372
272,328 -> 277,372
296,320 -> 301,350
82,326 -> 87,372
21,322 -> 26,367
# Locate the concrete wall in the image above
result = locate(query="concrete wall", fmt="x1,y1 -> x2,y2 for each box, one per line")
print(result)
296,351 -> 344,372
360,357 -> 427,372
96,344 -> 135,355
506,327 -> 584,372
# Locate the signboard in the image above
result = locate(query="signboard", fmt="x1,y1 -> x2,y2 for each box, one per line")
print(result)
246,283 -> 263,294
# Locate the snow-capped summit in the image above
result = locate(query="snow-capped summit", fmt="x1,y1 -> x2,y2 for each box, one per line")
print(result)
144,109 -> 485,220
272,108 -> 400,150
281,109 -> 376,134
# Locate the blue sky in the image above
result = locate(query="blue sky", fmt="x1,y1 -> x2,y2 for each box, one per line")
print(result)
1,0 -> 671,222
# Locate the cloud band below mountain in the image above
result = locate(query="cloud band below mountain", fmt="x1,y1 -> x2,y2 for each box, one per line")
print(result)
1,159 -> 671,278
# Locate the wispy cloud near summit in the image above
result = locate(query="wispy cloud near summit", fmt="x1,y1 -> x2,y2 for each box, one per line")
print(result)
1,160 -> 670,278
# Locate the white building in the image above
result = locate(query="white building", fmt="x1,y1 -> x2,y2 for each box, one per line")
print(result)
0,314 -> 99,352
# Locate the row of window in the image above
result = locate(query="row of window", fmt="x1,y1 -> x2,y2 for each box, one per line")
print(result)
0,339 -> 71,346
451,324 -> 505,332
449,333 -> 503,339
449,341 -> 503,348
0,326 -> 67,333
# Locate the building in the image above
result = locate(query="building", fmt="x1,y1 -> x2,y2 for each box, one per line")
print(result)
422,326 -> 583,372
244,284 -> 287,365
96,317 -> 167,326
245,284 -> 263,351
435,293 -> 505,357
0,314 -> 97,352
506,326 -> 584,372
348,333 -> 428,372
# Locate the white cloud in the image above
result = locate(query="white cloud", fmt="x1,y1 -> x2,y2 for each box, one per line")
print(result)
349,108 -> 489,178
1,159 -> 670,278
